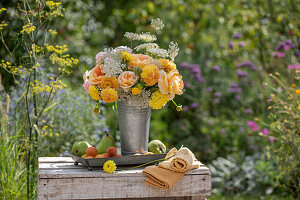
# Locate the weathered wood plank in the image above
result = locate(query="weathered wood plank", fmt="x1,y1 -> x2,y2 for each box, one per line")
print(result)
38,166 -> 210,179
38,174 -> 211,199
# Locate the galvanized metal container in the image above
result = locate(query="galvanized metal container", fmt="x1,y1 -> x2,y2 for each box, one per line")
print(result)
118,100 -> 151,156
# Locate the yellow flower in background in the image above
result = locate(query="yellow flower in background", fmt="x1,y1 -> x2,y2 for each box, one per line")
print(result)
132,87 -> 142,95
141,64 -> 160,86
149,91 -> 168,109
160,58 -> 176,73
21,23 -> 36,34
296,89 -> 300,94
298,105 -> 300,111
49,29 -> 57,36
101,87 -> 118,103
103,160 -> 116,173
121,51 -> 133,62
89,85 -> 101,101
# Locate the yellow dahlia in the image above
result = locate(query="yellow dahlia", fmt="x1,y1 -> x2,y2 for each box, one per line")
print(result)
101,87 -> 118,103
149,91 -> 168,109
121,51 -> 133,62
88,85 -> 101,101
103,160 -> 116,173
140,64 -> 160,86
160,58 -> 176,73
132,87 -> 142,95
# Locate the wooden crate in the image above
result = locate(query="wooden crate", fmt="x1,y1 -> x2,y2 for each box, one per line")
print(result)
38,157 -> 211,200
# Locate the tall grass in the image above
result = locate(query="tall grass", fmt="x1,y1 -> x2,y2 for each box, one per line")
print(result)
0,96 -> 27,199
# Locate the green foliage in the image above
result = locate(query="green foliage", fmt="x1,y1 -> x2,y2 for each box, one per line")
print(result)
0,98 -> 26,199
267,72 -> 300,197
209,153 -> 279,197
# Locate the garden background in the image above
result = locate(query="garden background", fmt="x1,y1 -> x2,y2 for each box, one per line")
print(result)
0,0 -> 299,199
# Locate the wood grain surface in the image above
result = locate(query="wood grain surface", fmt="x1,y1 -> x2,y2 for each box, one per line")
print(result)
38,157 -> 211,200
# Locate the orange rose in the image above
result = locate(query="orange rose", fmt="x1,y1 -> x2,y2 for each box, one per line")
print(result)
158,69 -> 184,100
88,64 -> 106,85
129,54 -> 152,69
118,71 -> 138,91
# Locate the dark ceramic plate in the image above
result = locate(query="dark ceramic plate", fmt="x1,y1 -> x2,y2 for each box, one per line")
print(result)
65,151 -> 166,171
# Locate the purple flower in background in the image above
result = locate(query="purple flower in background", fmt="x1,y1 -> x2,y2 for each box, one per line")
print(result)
205,87 -> 213,92
237,61 -> 256,70
288,64 -> 300,70
294,51 -> 300,57
194,73 -> 205,82
212,65 -> 221,72
214,92 -> 221,98
240,127 -> 245,132
247,121 -> 259,132
245,108 -> 252,114
238,41 -> 245,48
191,102 -> 199,109
228,42 -> 234,49
230,86 -> 242,93
231,83 -> 239,88
234,33 -> 242,39
231,147 -> 236,152
220,129 -> 226,134
183,106 -> 189,112
269,136 -> 274,144
261,128 -> 270,136
180,62 -> 190,69
208,120 -> 214,126
190,64 -> 201,73
275,41 -> 285,51
235,95 -> 241,101
285,39 -> 295,48
249,144 -> 255,150
272,52 -> 285,58
237,70 -> 248,78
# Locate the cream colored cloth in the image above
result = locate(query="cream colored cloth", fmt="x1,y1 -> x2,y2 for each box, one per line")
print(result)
142,147 -> 200,189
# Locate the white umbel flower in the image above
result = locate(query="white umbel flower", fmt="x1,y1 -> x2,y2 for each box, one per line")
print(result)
138,32 -> 157,42
151,18 -> 165,30
124,32 -> 140,40
134,43 -> 159,51
147,48 -> 168,58
168,41 -> 179,61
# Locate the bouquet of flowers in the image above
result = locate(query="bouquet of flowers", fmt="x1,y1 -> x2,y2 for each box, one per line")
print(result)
82,18 -> 183,110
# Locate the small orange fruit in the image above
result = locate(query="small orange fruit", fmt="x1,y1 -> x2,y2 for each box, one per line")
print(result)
95,154 -> 105,158
144,152 -> 154,155
81,154 -> 88,158
86,147 -> 98,157
86,156 -> 95,159
107,147 -> 117,157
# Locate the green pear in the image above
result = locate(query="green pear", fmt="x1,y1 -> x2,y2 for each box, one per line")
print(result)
148,140 -> 166,154
97,131 -> 115,154
72,141 -> 91,156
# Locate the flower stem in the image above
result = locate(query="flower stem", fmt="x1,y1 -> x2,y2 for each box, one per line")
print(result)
116,155 -> 174,171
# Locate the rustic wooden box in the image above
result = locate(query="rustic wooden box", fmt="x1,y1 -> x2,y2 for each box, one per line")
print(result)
38,157 -> 211,200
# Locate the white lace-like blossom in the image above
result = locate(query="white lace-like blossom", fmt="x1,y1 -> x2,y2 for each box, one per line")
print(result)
124,32 -> 140,40
151,18 -> 165,30
124,32 -> 156,42
134,43 -> 159,51
147,48 -> 168,58
117,88 -> 151,108
138,32 -> 157,42
100,48 -> 126,77
168,41 -> 179,61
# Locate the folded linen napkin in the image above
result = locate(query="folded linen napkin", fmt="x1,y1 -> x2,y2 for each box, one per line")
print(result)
142,147 -> 200,189
159,147 -> 195,173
